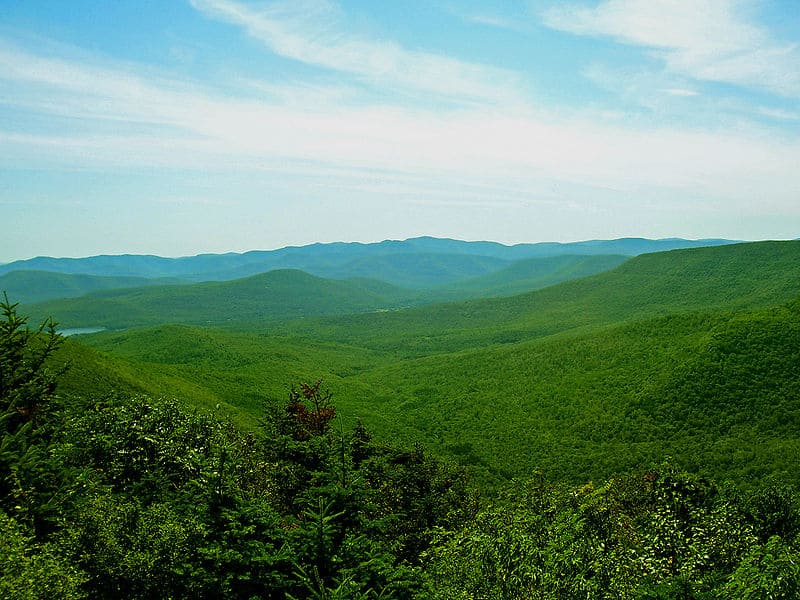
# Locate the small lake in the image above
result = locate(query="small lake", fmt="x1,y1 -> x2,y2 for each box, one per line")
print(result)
59,327 -> 107,337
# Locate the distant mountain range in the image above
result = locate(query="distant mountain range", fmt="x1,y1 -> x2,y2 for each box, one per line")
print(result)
1,237 -> 737,309
0,236 -> 736,282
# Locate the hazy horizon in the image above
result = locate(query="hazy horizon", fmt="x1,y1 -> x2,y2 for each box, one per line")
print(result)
2,1 -> 799,262
0,234 -> 776,265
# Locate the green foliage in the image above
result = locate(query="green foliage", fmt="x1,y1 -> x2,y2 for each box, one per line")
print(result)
59,249 -> 800,488
54,396 -> 240,502
277,240 -> 800,357
3,239 -> 800,596
0,346 -> 473,599
0,509 -> 86,599
744,481 -> 800,542
61,496 -> 203,598
719,536 -> 800,600
31,240 -> 789,333
28,241 -> 797,496
0,293 -> 69,536
428,465 -> 800,599
0,292 -> 64,430
21,253 -> 632,330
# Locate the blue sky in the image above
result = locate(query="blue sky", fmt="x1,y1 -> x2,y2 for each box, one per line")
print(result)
1,0 -> 799,261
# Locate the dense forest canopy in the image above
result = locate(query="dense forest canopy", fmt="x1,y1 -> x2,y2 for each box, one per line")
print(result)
28,241 -> 800,490
2,239 -> 800,597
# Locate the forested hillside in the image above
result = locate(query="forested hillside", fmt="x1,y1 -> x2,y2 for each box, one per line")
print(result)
2,239 -> 800,597
25,270 -> 412,329
6,0 -> 800,592
21,240 -> 793,487
414,253 -> 629,303
7,237 -> 745,330
275,240 -> 800,356
2,293 -> 799,598
0,271 -> 188,304
17,255 -> 642,329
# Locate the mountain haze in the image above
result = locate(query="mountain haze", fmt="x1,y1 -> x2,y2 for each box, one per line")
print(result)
27,270 -> 409,329
275,240 -> 800,356
1,237 -> 736,282
0,270 -> 187,304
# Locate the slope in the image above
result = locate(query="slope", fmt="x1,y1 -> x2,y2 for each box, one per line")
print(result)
343,298 -> 800,487
304,252 -> 509,288
27,270 -> 409,329
53,338 -> 238,421
276,241 -> 800,357
49,240 -> 800,489
424,254 -> 630,301
68,296 -> 800,490
67,323 -> 390,423
0,270 -> 187,304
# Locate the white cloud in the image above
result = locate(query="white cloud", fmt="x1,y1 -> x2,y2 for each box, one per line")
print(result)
543,0 -> 800,97
758,106 -> 800,121
445,5 -> 530,33
189,0 -> 525,107
661,88 -> 698,97
0,20 -> 798,231
462,13 -> 520,30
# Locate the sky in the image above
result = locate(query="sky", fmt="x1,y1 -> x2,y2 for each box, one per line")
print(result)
1,0 -> 799,261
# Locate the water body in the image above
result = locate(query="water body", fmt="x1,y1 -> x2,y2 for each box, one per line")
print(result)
59,327 -> 106,337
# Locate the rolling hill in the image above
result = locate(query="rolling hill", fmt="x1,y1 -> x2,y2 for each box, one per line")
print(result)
344,300 -> 800,486
303,252 -> 510,288
0,270 -> 187,304
26,269 -> 410,329
275,240 -> 800,356
425,253 -> 630,300
54,239 -> 800,490
22,255 -> 637,330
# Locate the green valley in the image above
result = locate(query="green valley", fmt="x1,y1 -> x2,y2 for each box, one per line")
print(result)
46,239 -> 800,488
3,237 -> 800,598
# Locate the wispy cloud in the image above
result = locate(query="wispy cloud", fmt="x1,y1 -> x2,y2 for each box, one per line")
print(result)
2,41 -> 797,211
758,106 -> 800,121
582,62 -> 705,118
462,13 -> 520,30
543,0 -> 800,98
189,0 -> 525,107
0,8 -> 798,230
446,5 -> 530,33
661,88 -> 698,97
